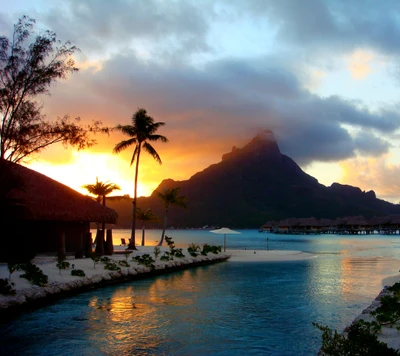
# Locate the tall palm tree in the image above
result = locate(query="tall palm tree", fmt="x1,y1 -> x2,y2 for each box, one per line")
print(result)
136,208 -> 158,246
157,187 -> 187,246
113,108 -> 168,250
82,177 -> 120,254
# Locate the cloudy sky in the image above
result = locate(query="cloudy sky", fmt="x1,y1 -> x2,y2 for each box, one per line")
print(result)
2,0 -> 400,202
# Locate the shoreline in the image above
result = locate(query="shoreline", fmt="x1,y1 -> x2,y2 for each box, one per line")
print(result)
347,273 -> 400,351
0,248 -> 315,319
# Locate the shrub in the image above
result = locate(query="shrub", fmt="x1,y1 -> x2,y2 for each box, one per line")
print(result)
133,254 -> 155,269
118,260 -> 130,267
103,260 -> 121,271
89,253 -> 101,269
201,244 -> 222,256
388,282 -> 400,297
0,278 -> 15,295
372,295 -> 400,325
165,236 -> 184,257
71,269 -> 85,277
187,243 -> 200,257
19,263 -> 48,286
153,246 -> 161,259
160,252 -> 173,261
7,262 -> 22,280
313,320 -> 399,355
55,254 -> 70,275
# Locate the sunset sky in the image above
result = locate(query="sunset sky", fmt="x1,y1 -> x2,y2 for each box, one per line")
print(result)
2,1 -> 400,203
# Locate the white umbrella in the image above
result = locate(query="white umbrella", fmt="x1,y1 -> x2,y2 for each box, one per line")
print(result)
210,227 -> 241,252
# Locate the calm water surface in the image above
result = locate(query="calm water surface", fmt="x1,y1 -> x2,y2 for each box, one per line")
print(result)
1,230 -> 400,355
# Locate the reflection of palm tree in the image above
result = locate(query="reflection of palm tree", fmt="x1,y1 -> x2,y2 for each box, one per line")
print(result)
136,208 -> 158,246
113,108 -> 168,250
157,187 -> 187,246
82,177 -> 120,254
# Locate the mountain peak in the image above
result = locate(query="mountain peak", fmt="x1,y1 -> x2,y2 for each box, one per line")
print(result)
222,129 -> 280,161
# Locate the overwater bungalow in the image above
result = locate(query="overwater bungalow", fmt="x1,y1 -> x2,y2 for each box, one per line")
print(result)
260,214 -> 400,235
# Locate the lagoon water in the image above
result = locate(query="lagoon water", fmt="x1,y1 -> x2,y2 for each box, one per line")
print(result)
1,229 -> 400,355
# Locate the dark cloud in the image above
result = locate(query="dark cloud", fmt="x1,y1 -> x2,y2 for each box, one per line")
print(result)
5,1 -> 400,172
40,51 -> 400,167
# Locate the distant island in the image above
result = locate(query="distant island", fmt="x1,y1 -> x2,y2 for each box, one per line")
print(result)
106,130 -> 400,228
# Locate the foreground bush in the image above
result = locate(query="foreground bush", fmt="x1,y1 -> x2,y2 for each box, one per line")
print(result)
19,263 -> 48,286
0,278 -> 15,295
71,269 -> 85,277
314,320 -> 399,355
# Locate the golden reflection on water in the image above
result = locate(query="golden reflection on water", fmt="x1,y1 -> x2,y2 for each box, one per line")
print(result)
85,268 -> 211,355
310,238 -> 400,304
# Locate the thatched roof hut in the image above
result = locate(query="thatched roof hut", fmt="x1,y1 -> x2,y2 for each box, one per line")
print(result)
1,159 -> 117,223
0,160 -> 118,259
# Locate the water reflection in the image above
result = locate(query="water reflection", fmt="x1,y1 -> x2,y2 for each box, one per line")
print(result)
2,234 -> 400,355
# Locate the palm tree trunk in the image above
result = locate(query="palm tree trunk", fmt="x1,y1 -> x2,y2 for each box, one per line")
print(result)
158,209 -> 168,246
101,194 -> 106,237
129,147 -> 140,250
141,224 -> 145,246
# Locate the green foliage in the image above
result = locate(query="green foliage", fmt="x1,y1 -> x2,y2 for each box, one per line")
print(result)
165,236 -> 184,258
100,256 -> 111,263
0,278 -> 16,295
7,262 -> 22,280
103,259 -> 121,271
133,254 -> 155,269
187,243 -> 200,257
89,253 -> 101,269
372,295 -> 400,325
313,320 -> 400,355
201,244 -> 222,255
153,246 -> 161,259
113,108 -> 168,248
19,263 -> 48,286
118,260 -> 130,267
165,236 -> 175,249
55,254 -> 70,275
0,16 -> 105,163
71,269 -> 85,277
160,252 -> 173,261
388,282 -> 400,297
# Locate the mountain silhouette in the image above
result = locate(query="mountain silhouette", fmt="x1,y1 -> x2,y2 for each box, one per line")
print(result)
110,130 -> 400,228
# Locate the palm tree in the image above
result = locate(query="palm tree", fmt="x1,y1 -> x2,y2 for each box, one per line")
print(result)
113,108 -> 168,250
136,208 -> 158,246
157,187 -> 187,246
82,177 -> 120,254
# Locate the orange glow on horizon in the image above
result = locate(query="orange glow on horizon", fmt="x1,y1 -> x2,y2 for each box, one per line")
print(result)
26,151 -> 159,198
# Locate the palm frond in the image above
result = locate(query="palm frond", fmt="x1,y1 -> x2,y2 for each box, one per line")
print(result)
149,134 -> 168,143
143,142 -> 162,164
130,144 -> 139,166
113,138 -> 136,154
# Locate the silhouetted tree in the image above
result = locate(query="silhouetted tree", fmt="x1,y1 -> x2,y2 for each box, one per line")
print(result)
113,108 -> 168,250
136,208 -> 158,246
0,16 -> 106,163
157,187 -> 187,246
82,177 -> 120,255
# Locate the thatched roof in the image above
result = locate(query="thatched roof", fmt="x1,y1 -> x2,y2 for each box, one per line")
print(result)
1,160 -> 118,223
